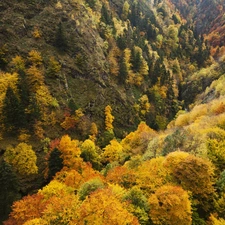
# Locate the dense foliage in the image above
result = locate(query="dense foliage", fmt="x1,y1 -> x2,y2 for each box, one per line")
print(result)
0,0 -> 225,224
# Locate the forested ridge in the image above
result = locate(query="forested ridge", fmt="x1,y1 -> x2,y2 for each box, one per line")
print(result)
0,0 -> 225,224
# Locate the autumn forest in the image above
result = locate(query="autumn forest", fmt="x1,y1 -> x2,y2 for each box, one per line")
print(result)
1,0 -> 225,224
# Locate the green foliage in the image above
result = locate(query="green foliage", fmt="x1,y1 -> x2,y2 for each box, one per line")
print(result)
162,129 -> 187,156
0,160 -> 20,221
123,186 -> 150,224
86,0 -> 97,9
78,178 -> 105,201
46,57 -> 61,78
48,148 -> 63,180
2,86 -> 26,133
0,44 -> 8,69
98,130 -> 115,148
206,128 -> 225,173
1,0 -> 225,224
216,170 -> 225,192
101,3 -> 112,25
54,22 -> 68,51
80,139 -> 101,170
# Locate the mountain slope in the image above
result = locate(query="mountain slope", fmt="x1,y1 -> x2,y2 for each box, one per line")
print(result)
1,0 -> 225,223
169,0 -> 225,53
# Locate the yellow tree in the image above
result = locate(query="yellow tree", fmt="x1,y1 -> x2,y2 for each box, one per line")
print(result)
208,215 -> 225,225
54,169 -> 84,190
6,181 -> 80,225
135,157 -> 169,196
108,43 -> 120,76
26,65 -> 44,92
4,143 -> 38,175
76,187 -> 140,224
38,180 -> 74,200
23,218 -> 47,225
28,50 -> 42,66
89,122 -> 98,141
106,165 -> 136,188
102,139 -> 123,163
169,153 -> 215,212
163,151 -> 189,175
58,135 -> 82,170
105,105 -> 114,131
5,193 -> 47,225
121,122 -> 156,155
148,185 -> 192,225
40,191 -> 80,224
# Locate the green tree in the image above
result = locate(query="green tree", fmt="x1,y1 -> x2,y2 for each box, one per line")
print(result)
48,148 -> 63,181
2,86 -> 25,133
123,186 -> 150,225
78,178 -> 105,201
54,22 -> 68,51
100,3 -> 112,25
122,1 -> 130,21
80,139 -> 101,170
0,160 -> 19,222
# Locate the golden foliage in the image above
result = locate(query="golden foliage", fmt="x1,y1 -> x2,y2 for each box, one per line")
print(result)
41,192 -> 80,224
59,135 -> 82,169
35,85 -> 57,108
163,151 -> 190,174
105,105 -> 114,131
208,215 -> 225,225
33,120 -> 45,139
139,95 -> 151,115
60,108 -> 84,130
55,169 -> 84,190
121,122 -> 156,154
0,72 -> 18,111
108,44 -> 120,76
28,50 -> 42,66
23,218 -> 47,225
148,185 -> 192,225
89,122 -> 98,141
38,180 -> 74,200
6,194 -> 47,225
76,188 -> 140,225
171,153 -> 215,211
102,139 -> 123,163
106,165 -> 136,188
136,157 -> 169,195
18,129 -> 31,142
26,65 -> 44,91
32,27 -> 41,39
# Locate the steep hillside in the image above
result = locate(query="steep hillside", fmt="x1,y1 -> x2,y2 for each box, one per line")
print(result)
0,0 -> 213,138
1,0 -> 225,223
169,0 -> 225,55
